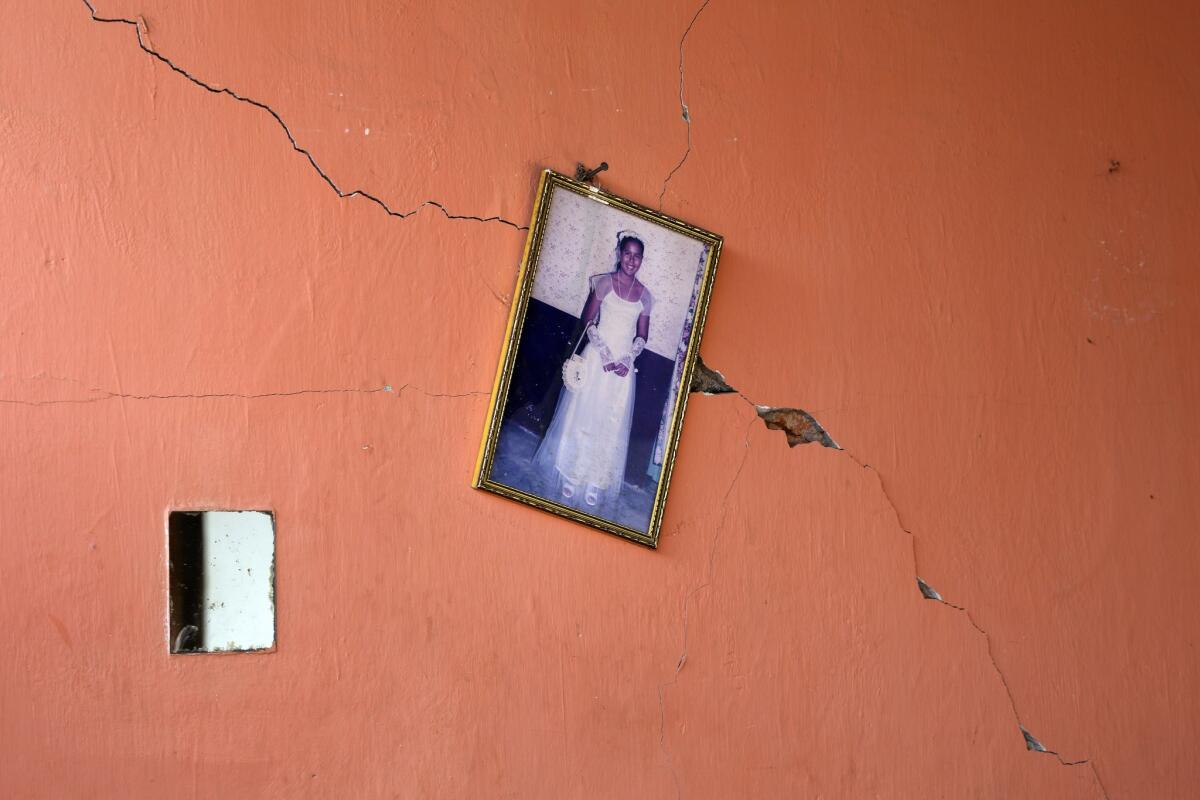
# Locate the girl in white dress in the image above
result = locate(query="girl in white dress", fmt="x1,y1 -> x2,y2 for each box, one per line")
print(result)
534,231 -> 653,515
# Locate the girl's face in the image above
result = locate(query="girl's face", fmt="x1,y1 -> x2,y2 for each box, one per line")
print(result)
618,240 -> 644,278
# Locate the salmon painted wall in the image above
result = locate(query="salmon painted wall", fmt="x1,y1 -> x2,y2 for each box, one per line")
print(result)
2,1 -> 1198,797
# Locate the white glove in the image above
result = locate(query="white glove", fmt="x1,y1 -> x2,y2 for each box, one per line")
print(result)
617,337 -> 646,373
586,324 -> 614,362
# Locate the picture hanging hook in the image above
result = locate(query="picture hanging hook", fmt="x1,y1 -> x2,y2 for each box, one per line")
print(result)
574,162 -> 609,184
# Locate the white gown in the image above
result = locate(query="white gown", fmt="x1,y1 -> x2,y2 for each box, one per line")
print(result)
534,276 -> 651,515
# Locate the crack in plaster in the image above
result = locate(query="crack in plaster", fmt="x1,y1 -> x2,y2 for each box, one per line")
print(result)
679,365 -> 1111,799
658,0 -> 713,210
391,383 -> 489,400
915,574 -> 1111,797
0,385 -> 392,407
657,412 -> 756,798
483,281 -> 511,307
844,450 -> 1109,797
79,1 -> 527,231
0,383 -> 489,408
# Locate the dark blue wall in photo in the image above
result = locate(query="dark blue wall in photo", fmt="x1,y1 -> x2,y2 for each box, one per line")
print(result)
501,298 -> 675,489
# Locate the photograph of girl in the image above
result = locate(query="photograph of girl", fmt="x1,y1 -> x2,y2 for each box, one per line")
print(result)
532,229 -> 653,515
478,176 -> 718,543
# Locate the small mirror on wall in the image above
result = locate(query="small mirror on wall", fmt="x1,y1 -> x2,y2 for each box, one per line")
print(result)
168,510 -> 276,654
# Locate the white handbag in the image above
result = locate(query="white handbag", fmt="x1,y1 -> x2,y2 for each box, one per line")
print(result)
562,353 -> 587,391
561,329 -> 590,392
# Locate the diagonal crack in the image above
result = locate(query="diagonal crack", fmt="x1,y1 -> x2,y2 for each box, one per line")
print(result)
688,361 -> 839,450
79,0 -> 527,231
848,452 -> 1110,797
680,361 -> 1111,799
913,574 -> 1111,797
658,0 -> 712,210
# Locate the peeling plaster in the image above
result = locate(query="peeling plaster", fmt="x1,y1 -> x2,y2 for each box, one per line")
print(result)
687,360 -> 838,449
755,406 -> 839,448
687,357 -> 736,395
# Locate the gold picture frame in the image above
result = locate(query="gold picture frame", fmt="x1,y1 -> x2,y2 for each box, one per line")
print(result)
473,169 -> 723,548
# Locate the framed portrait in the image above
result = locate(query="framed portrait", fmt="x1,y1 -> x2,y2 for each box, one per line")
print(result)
473,169 -> 723,548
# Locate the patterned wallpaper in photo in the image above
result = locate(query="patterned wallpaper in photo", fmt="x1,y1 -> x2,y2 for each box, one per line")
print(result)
530,186 -> 707,358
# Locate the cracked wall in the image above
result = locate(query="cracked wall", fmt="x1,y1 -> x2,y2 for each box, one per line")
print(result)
2,1 -> 1199,797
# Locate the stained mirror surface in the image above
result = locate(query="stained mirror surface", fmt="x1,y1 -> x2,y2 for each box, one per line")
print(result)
168,510 -> 275,653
